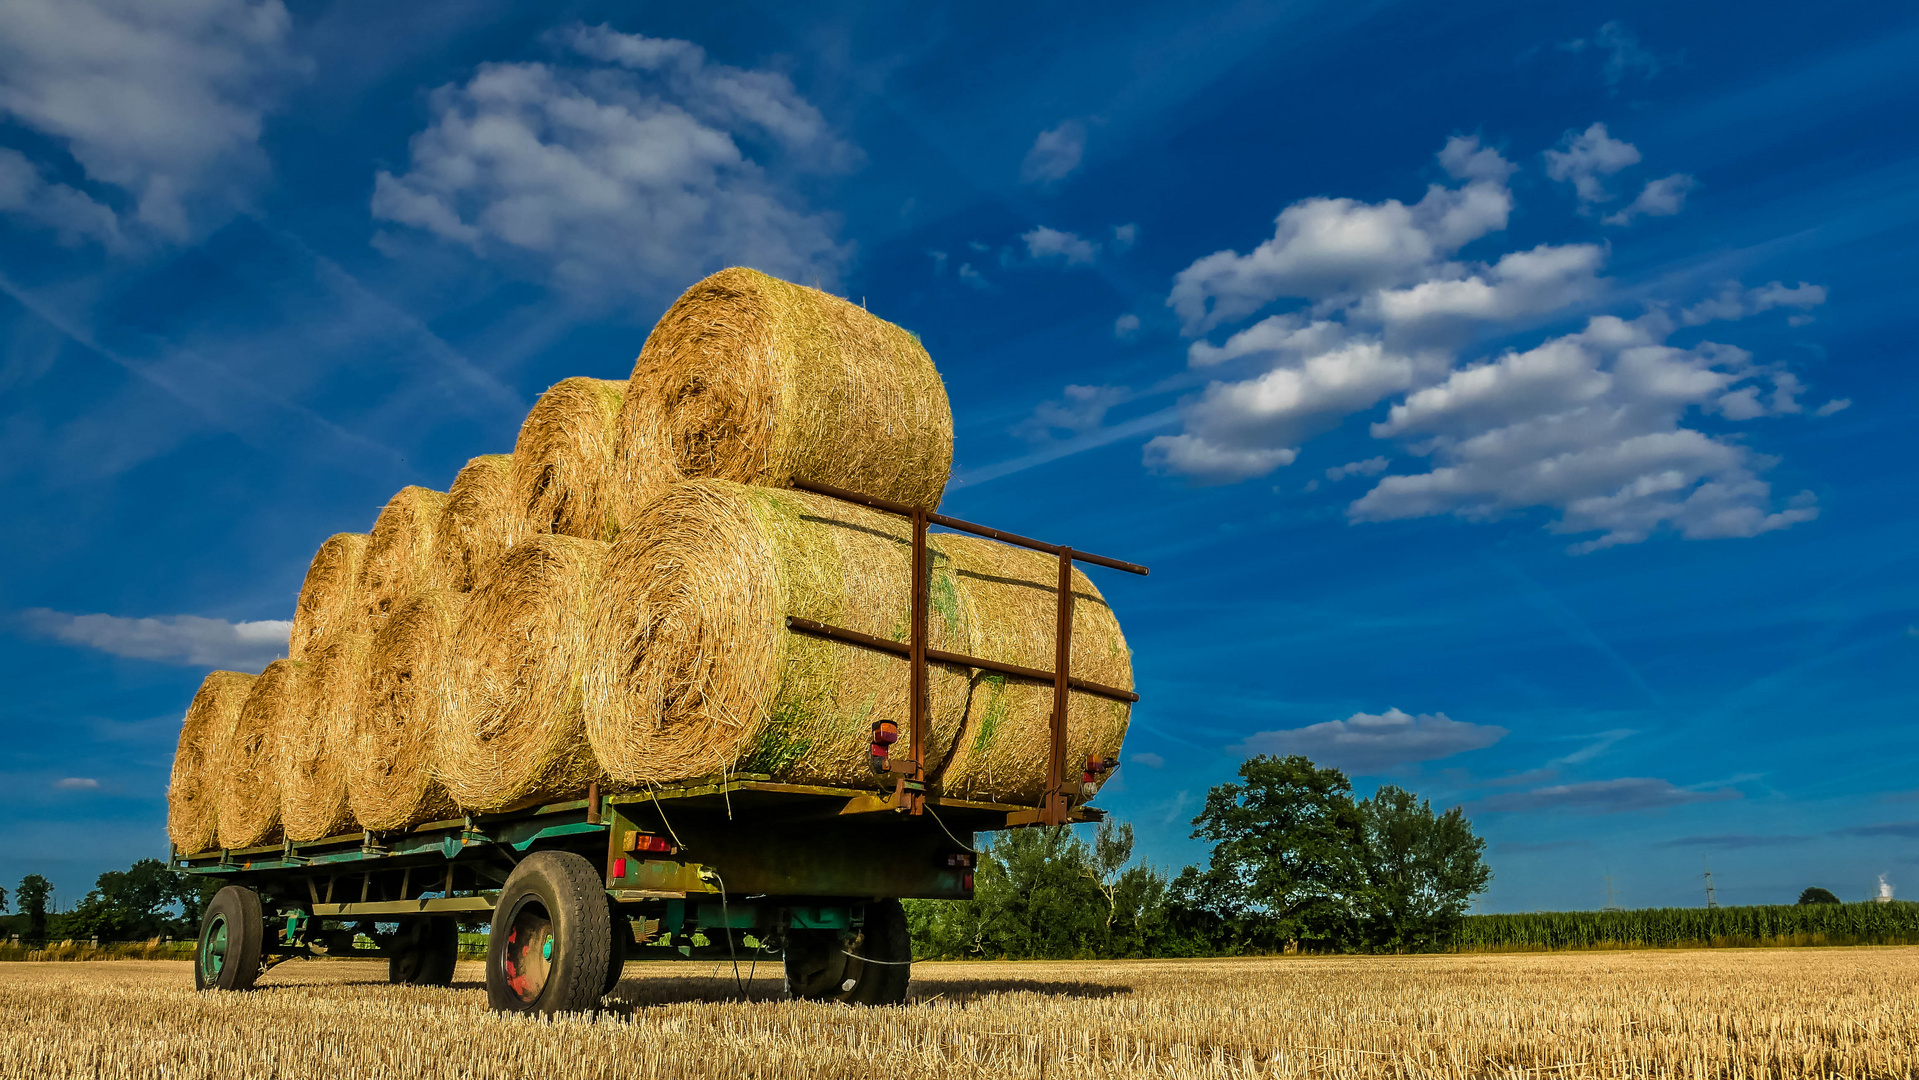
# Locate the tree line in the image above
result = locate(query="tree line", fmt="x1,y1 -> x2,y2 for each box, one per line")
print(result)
1,861 -> 216,945
909,754 -> 1492,958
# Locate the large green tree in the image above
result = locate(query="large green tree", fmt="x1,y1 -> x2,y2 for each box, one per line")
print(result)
1354,785 -> 1491,950
16,875 -> 51,942
1181,755 -> 1369,948
51,860 -> 210,942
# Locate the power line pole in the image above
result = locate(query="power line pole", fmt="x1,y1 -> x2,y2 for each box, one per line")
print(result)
1703,858 -> 1718,909
1603,873 -> 1622,912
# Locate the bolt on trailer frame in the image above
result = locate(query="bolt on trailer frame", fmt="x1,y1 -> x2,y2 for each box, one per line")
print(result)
173,479 -> 1147,1011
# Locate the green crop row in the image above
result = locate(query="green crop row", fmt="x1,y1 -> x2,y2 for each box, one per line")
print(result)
1456,901 -> 1919,950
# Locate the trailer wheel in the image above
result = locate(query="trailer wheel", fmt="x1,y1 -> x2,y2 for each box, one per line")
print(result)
783,900 -> 911,1005
485,851 -> 611,1014
194,885 -> 265,992
603,897 -> 628,995
389,917 -> 459,986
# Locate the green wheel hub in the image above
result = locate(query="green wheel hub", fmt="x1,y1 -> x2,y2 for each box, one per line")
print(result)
201,915 -> 229,982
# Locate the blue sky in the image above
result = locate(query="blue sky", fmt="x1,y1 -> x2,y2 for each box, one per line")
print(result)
1,0 -> 1913,914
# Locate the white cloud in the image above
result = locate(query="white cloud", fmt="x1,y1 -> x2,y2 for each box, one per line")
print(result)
1022,226 -> 1099,266
1544,122 -> 1640,207
1127,751 -> 1165,769
1147,128 -> 1828,553
1014,384 -> 1131,442
1560,22 -> 1664,90
372,24 -> 851,298
1021,120 -> 1086,184
0,0 -> 300,242
23,609 -> 290,671
1143,434 -> 1296,484
927,249 -> 948,274
1233,707 -> 1508,775
1478,777 -> 1740,814
1605,173 -> 1697,226
1814,398 -> 1851,417
1112,222 -> 1138,250
957,262 -> 989,289
1167,136 -> 1517,335
1326,456 -> 1389,481
1680,281 -> 1827,326
53,777 -> 101,790
0,148 -> 121,246
1114,313 -> 1141,340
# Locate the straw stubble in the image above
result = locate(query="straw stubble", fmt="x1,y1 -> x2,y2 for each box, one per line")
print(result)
165,671 -> 258,854
278,632 -> 369,842
616,268 -> 952,526
512,377 -> 627,543
348,589 -> 465,831
217,659 -> 302,850
438,535 -> 608,812
583,480 -> 973,789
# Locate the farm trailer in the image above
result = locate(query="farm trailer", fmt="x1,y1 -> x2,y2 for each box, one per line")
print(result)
172,478 -> 1147,1014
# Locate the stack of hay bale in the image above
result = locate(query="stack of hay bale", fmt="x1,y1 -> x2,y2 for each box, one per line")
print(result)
166,268 -> 1134,853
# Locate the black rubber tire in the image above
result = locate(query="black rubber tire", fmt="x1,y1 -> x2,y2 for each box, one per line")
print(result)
194,885 -> 265,992
388,917 -> 459,986
603,898 -> 628,995
783,900 -> 911,1005
485,851 -> 611,1015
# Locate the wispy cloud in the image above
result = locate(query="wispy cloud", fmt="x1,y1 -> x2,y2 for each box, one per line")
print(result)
1476,777 -> 1740,814
1021,120 -> 1086,184
1233,707 -> 1507,775
1833,821 -> 1919,839
22,609 -> 289,671
53,777 -> 101,791
1657,833 -> 1810,849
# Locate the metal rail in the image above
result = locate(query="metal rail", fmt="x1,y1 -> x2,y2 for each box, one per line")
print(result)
790,477 -> 1148,826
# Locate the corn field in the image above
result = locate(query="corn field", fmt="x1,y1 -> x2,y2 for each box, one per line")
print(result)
5,948 -> 1918,1078
1457,901 -> 1919,951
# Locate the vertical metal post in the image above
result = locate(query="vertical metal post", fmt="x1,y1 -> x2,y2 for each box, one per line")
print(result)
1044,548 -> 1075,826
906,507 -> 930,815
586,780 -> 601,825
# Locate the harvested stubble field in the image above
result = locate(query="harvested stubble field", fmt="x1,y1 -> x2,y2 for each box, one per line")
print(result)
3,950 -> 1915,1080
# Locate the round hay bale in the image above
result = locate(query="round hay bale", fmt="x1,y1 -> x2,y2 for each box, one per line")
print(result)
433,454 -> 517,592
217,658 -> 302,849
278,631 -> 370,842
348,588 -> 466,831
166,670 -> 258,854
358,487 -> 450,632
513,377 -> 627,542
930,535 -> 1133,805
616,268 -> 952,524
289,533 -> 368,661
582,479 -> 973,789
438,534 -> 608,812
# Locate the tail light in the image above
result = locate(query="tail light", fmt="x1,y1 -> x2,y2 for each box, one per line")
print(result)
869,720 -> 899,772
623,833 -> 676,855
1080,755 -> 1114,798
944,852 -> 974,868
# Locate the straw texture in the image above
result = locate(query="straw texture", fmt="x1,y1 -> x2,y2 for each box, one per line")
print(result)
438,535 -> 608,811
165,671 -> 258,854
289,534 -> 368,661
583,479 -> 973,789
513,377 -> 627,542
617,268 -> 952,525
348,588 -> 466,831
930,535 -> 1133,805
358,487 -> 449,632
217,659 -> 301,849
278,631 -> 369,842
434,454 -> 517,593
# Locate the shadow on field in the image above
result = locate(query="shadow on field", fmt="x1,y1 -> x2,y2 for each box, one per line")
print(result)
908,978 -> 1134,1002
599,972 -> 1133,1010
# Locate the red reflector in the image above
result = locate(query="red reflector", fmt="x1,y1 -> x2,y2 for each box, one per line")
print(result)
871,743 -> 890,756
612,857 -> 627,879
962,872 -> 974,891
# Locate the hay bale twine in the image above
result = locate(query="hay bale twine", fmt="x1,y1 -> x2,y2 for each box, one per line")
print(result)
438,535 -> 608,811
166,670 -> 258,854
289,533 -> 368,661
278,631 -> 370,841
358,487 -> 449,632
931,535 -> 1133,805
617,268 -> 952,524
217,658 -> 302,849
512,377 -> 626,543
583,479 -> 973,789
433,454 -> 517,592
348,588 -> 465,831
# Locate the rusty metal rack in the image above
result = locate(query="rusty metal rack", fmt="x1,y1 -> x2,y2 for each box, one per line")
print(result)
786,477 -> 1148,827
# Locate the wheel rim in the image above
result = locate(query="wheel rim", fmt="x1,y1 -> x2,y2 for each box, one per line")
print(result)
499,900 -> 553,1004
201,914 -> 229,983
